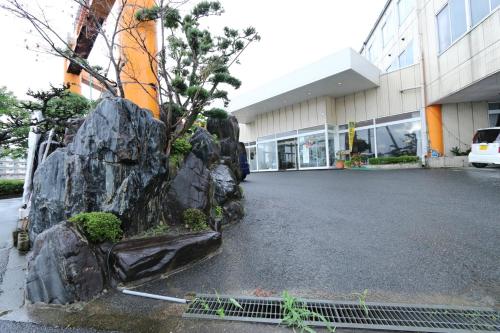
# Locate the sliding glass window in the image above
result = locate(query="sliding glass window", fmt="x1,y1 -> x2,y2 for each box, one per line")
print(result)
376,121 -> 421,157
340,129 -> 375,157
257,141 -> 277,170
298,133 -> 327,168
470,0 -> 491,25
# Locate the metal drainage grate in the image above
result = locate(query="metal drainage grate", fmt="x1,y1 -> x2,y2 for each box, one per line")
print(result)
184,294 -> 500,332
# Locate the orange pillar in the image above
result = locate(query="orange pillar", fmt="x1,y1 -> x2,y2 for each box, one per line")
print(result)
426,105 -> 444,157
63,59 -> 82,95
119,0 -> 160,118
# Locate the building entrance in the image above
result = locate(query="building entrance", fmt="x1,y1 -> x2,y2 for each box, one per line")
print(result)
278,138 -> 298,170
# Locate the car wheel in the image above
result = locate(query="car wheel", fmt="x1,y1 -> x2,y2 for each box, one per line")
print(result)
472,163 -> 488,168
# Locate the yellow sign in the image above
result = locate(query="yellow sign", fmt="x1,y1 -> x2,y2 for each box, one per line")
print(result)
348,121 -> 355,152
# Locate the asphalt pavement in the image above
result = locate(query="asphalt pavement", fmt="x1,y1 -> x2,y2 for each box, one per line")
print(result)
1,168 -> 499,332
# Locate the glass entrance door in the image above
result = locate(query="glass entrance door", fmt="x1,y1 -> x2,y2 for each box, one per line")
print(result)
278,138 -> 298,170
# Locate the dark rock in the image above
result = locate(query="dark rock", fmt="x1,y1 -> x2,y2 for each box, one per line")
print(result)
111,231 -> 221,283
29,97 -> 170,240
189,127 -> 220,166
207,115 -> 239,143
29,150 -> 68,241
63,118 -> 85,145
223,200 -> 245,225
211,164 -> 240,204
26,222 -> 104,304
167,153 -> 210,224
219,138 -> 243,181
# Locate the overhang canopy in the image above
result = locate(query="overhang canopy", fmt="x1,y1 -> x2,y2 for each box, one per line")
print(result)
434,71 -> 500,104
229,48 -> 381,123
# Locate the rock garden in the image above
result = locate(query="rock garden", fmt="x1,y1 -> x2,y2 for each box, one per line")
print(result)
25,97 -> 246,304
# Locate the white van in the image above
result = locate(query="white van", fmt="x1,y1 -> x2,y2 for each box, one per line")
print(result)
468,127 -> 500,168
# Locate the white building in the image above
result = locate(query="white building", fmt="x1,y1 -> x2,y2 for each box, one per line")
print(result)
230,0 -> 500,171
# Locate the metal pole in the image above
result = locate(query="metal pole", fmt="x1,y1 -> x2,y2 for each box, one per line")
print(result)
122,289 -> 188,304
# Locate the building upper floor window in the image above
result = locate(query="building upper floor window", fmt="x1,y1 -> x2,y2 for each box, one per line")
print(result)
382,12 -> 395,47
399,41 -> 414,68
437,0 -> 467,53
398,0 -> 415,25
437,0 -> 500,53
470,0 -> 500,25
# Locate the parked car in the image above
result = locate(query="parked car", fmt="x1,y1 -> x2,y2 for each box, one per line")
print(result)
468,127 -> 500,168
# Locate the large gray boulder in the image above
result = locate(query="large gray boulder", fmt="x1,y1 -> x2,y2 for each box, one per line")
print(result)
29,98 -> 169,240
207,115 -> 243,181
189,127 -> 220,167
207,115 -> 239,143
211,164 -> 240,204
26,222 -> 104,304
167,153 -> 211,224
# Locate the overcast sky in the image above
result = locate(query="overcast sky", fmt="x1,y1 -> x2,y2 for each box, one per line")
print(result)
0,0 -> 386,99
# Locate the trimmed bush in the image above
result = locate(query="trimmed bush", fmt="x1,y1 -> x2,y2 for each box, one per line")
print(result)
0,179 -> 24,197
368,156 -> 420,165
171,136 -> 192,155
183,208 -> 209,232
69,212 -> 123,243
204,108 -> 228,120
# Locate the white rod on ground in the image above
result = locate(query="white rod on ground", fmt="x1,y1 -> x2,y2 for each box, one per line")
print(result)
122,289 -> 188,304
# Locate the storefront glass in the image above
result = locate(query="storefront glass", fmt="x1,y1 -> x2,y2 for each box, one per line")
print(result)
339,128 -> 375,157
257,141 -> 277,170
376,121 -> 421,157
328,131 -> 336,166
298,133 -> 327,168
246,147 -> 257,171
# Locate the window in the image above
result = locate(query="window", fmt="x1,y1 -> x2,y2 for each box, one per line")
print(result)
450,0 -> 467,40
341,129 -> 375,156
376,121 -> 421,157
398,41 -> 414,68
257,141 -> 277,170
298,134 -> 326,168
398,0 -> 415,25
473,129 -> 500,143
437,5 -> 451,52
493,0 -> 500,10
246,147 -> 257,171
386,57 -> 399,72
470,0 -> 491,25
382,13 -> 395,47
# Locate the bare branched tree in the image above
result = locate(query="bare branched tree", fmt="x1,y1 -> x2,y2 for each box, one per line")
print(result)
1,0 -> 260,155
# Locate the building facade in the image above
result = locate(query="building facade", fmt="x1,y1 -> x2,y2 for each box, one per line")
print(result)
230,0 -> 500,172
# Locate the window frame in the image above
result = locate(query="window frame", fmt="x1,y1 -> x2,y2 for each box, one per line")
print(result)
437,0 -> 500,55
398,0 -> 415,26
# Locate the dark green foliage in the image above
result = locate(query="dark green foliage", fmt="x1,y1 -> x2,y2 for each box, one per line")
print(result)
135,5 -> 161,21
183,208 -> 209,232
171,135 -> 192,155
368,156 -> 420,165
0,179 -> 24,197
186,86 -> 210,101
210,73 -> 241,89
171,76 -> 188,95
0,86 -> 92,158
69,212 -> 123,243
203,108 -> 228,119
450,146 -> 470,156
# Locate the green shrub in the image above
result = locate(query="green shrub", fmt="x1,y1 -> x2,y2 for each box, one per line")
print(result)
0,179 -> 24,197
183,208 -> 209,232
139,223 -> 169,238
69,212 -> 123,243
368,156 -> 420,165
171,136 -> 192,155
215,205 -> 223,218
